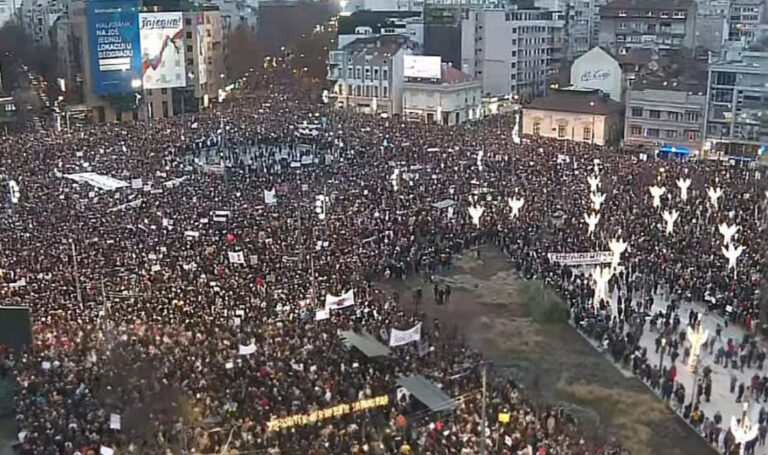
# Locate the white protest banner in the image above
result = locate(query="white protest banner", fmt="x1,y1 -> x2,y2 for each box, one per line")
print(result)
100,447 -> 115,455
131,178 -> 143,189
225,361 -> 234,369
325,289 -> 355,310
109,413 -> 121,430
389,322 -> 422,347
228,252 -> 245,264
41,361 -> 51,370
315,309 -> 330,321
184,231 -> 200,238
238,343 -> 257,355
264,189 -> 277,205
546,251 -> 612,266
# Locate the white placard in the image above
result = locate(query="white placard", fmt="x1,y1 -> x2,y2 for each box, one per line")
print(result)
238,343 -> 257,355
100,447 -> 115,455
315,309 -> 330,321
109,413 -> 121,430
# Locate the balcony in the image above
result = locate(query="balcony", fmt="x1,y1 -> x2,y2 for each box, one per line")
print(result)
328,51 -> 345,66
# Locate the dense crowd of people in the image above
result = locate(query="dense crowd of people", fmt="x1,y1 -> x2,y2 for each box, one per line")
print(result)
0,70 -> 766,455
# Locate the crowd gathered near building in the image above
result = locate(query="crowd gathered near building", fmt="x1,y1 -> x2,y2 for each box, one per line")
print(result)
0,68 -> 766,455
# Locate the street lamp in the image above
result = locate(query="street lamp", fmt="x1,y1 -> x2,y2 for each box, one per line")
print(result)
181,72 -> 195,137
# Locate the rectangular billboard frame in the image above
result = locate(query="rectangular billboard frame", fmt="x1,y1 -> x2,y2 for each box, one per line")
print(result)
87,0 -> 142,95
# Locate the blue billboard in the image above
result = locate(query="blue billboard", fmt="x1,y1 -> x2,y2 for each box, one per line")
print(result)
87,0 -> 142,95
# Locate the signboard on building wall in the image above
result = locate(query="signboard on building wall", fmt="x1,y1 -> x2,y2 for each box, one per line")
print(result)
87,0 -> 142,94
139,12 -> 186,89
196,13 -> 208,84
570,47 -> 622,102
404,55 -> 442,79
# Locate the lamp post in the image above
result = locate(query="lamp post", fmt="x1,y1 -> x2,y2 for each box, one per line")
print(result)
181,72 -> 196,138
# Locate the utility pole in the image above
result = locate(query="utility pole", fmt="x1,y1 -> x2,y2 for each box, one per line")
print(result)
480,361 -> 487,455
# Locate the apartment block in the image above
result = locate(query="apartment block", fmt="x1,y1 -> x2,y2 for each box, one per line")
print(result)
598,0 -> 696,56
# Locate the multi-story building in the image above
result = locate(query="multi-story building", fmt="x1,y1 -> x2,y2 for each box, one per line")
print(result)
327,35 -> 418,115
728,0 -> 766,46
340,0 -> 424,14
589,0 -> 609,47
535,0 -> 592,59
20,0 -> 65,45
704,49 -> 768,157
624,77 -> 707,154
0,0 -> 14,28
58,1 -> 225,123
461,6 -> 564,99
569,46 -> 622,101
337,10 -> 423,49
402,64 -> 483,124
598,0 -> 696,56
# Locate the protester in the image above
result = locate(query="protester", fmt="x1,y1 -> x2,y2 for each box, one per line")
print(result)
0,69 -> 764,455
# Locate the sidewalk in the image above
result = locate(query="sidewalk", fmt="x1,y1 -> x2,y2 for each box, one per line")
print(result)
575,288 -> 768,454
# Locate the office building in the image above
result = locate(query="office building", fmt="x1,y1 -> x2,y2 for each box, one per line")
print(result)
58,1 -> 225,123
327,35 -> 418,115
598,0 -> 696,56
704,49 -> 768,157
728,0 -> 766,46
535,0 -> 592,59
20,0 -> 65,45
402,63 -> 482,124
694,0 -> 728,53
462,6 -> 564,99
522,89 -> 623,145
0,0 -> 14,28
624,77 -> 706,154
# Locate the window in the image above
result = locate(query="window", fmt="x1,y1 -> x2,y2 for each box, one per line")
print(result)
618,9 -> 627,16
673,11 -> 685,18
630,125 -> 642,136
373,68 -> 379,79
649,110 -> 661,119
355,67 -> 361,79
660,11 -> 669,18
687,130 -> 698,141
619,21 -> 627,29
383,86 -> 388,98
665,129 -> 677,139
186,58 -> 193,66
382,68 -> 388,80
185,18 -> 192,26
557,124 -> 567,138
161,88 -> 167,95
186,32 -> 192,39
206,30 -> 211,37
186,45 -> 193,53
583,126 -> 592,141
533,122 -> 541,135
347,67 -> 353,78
373,85 -> 379,97
631,107 -> 644,117
667,111 -> 680,121
685,111 -> 699,123
162,101 -> 169,118
647,128 -> 659,137
147,89 -> 153,96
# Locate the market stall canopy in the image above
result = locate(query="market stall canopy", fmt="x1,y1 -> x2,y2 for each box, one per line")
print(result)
340,330 -> 391,358
397,375 -> 457,412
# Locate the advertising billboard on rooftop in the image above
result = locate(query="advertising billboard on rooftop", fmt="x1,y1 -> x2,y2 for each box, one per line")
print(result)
404,55 -> 442,80
87,0 -> 142,95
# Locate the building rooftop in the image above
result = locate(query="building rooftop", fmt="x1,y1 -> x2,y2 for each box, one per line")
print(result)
441,65 -> 474,84
345,35 -> 415,57
615,48 -> 655,66
631,76 -> 706,94
337,11 -> 421,35
525,90 -> 623,115
601,0 -> 693,13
